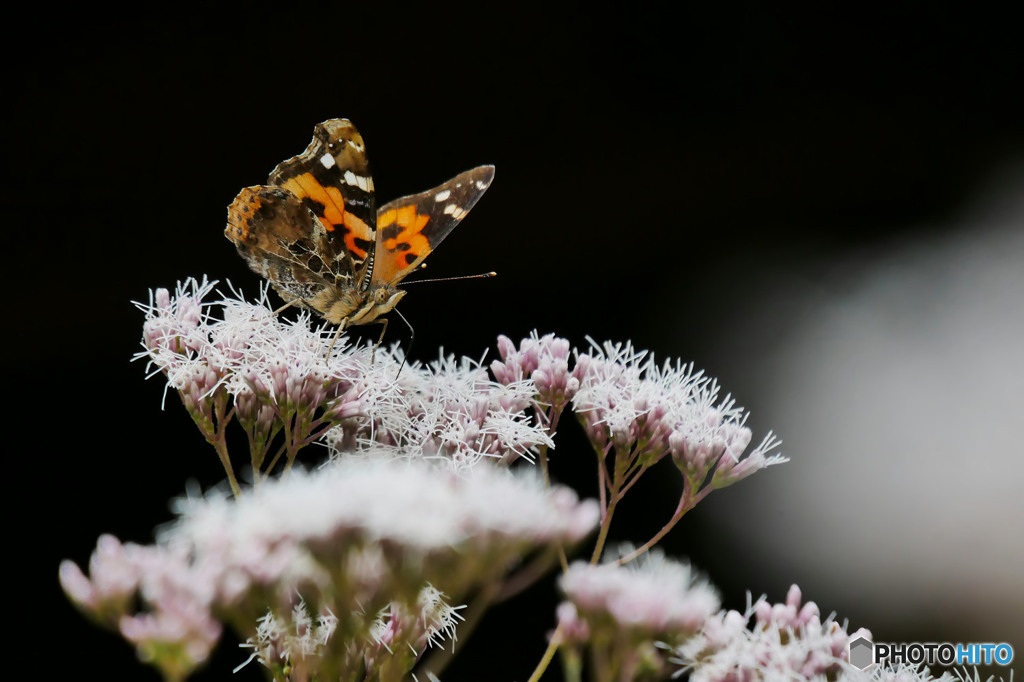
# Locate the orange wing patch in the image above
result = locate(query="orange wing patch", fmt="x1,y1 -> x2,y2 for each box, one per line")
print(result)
279,174 -> 346,228
371,165 -> 495,287
378,205 -> 431,257
374,204 -> 433,284
280,173 -> 374,259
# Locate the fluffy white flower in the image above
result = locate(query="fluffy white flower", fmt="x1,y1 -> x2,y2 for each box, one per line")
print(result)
63,457 -> 599,681
560,551 -> 719,637
237,597 -> 338,674
673,585 -> 872,682
329,350 -> 552,472
573,338 -> 785,483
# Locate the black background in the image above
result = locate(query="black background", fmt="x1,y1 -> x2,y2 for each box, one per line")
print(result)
10,2 -> 1022,680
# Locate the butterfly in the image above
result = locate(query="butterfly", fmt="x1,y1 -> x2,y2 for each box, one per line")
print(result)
225,118 -> 494,352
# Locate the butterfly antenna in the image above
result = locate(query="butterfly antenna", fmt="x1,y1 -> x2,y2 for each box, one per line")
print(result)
401,271 -> 497,286
393,308 -> 414,380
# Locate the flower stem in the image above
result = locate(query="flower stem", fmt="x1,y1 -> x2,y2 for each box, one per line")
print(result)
496,546 -> 563,602
616,479 -> 711,564
534,407 -> 569,570
211,395 -> 241,498
526,622 -> 563,682
590,443 -> 629,564
262,440 -> 289,482
589,494 -> 618,564
213,438 -> 241,498
536,406 -> 563,488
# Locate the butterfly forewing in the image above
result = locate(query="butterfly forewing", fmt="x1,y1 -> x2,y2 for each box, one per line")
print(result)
267,119 -> 377,279
372,165 -> 495,286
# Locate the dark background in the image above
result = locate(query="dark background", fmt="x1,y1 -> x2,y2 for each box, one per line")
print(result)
10,2 -> 1021,680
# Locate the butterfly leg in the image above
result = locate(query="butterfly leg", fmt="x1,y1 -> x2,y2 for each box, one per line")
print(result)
325,318 -> 349,360
272,299 -> 302,316
250,297 -> 301,322
369,318 -> 389,364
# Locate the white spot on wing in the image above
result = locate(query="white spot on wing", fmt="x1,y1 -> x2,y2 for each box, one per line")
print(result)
444,204 -> 466,219
343,171 -> 373,192
475,180 -> 488,190
319,153 -> 336,169
434,189 -> 451,201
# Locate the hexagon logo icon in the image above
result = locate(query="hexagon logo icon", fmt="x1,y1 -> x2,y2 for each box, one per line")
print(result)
850,636 -> 875,669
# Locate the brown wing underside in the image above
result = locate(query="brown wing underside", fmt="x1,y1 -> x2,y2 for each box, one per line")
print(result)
225,185 -> 349,304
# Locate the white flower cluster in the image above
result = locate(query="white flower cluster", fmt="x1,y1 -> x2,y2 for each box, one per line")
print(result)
139,278 -> 359,409
673,585 -> 870,682
559,551 -> 720,637
572,338 -> 786,485
555,552 -> 720,679
136,278 -> 556,476
61,277 -> 797,681
62,457 -> 599,680
58,535 -> 222,681
136,280 -> 784,486
237,597 -> 338,676
328,350 -> 551,473
555,577 -> 973,682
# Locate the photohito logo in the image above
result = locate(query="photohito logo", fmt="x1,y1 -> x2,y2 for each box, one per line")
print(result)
848,636 -> 1014,670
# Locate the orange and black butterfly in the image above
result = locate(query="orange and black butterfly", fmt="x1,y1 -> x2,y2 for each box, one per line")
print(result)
225,118 -> 494,341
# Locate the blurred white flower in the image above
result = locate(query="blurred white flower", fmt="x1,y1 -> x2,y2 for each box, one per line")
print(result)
560,551 -> 719,638
62,456 -> 598,680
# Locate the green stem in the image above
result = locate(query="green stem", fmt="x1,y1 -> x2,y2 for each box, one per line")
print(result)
262,440 -> 289,482
616,456 -> 650,500
589,492 -> 618,564
560,644 -> 582,682
590,443 -> 629,564
535,407 -> 569,570
210,395 -> 241,498
536,406 -> 563,487
526,622 -> 563,682
594,441 -> 611,516
212,438 -> 241,498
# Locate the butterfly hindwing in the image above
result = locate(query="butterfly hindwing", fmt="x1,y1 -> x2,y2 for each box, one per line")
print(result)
372,165 -> 495,286
225,186 -> 344,305
267,119 -> 377,276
